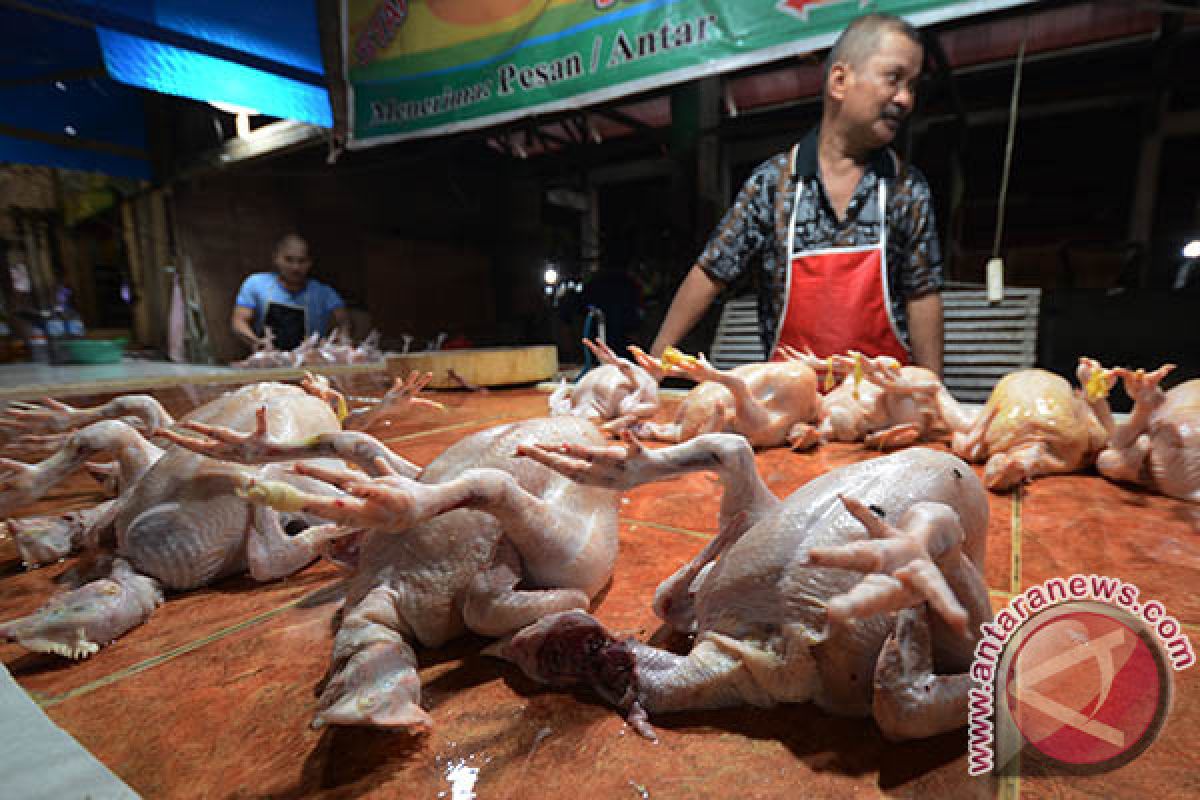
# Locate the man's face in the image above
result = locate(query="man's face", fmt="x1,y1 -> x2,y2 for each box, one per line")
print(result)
839,31 -> 924,148
274,239 -> 312,290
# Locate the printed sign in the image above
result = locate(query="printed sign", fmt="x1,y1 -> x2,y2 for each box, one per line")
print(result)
343,0 -> 1035,148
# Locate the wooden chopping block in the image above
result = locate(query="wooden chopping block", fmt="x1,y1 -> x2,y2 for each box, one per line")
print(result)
387,345 -> 558,389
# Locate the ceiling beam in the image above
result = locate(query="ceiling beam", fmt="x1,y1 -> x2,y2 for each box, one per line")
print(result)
0,121 -> 149,160
592,106 -> 658,136
913,92 -> 1144,131
564,116 -> 587,146
315,0 -> 348,142
535,128 -> 571,149
0,66 -> 106,88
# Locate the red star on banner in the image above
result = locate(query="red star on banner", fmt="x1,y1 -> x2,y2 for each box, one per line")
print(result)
776,0 -> 849,21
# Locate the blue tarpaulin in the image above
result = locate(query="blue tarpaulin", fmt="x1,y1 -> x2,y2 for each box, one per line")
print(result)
87,0 -> 332,127
0,7 -> 150,179
0,0 -> 331,180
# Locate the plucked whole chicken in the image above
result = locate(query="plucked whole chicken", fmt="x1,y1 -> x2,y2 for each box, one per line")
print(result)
167,414 -> 622,731
628,345 -> 822,450
548,338 -> 659,432
494,436 -> 991,741
0,374 -> 428,658
935,358 -> 1118,490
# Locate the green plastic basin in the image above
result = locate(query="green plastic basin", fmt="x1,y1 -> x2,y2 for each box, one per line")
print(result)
61,338 -> 127,364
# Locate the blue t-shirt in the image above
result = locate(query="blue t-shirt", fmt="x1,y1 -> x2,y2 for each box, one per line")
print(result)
235,273 -> 344,343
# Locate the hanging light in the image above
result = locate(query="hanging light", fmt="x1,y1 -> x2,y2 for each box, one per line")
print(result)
1183,240 -> 1200,259
543,267 -> 559,285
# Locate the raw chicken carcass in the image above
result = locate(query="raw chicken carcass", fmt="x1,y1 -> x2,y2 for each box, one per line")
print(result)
0,394 -> 175,443
231,329 -> 383,369
1096,364 -> 1200,505
495,436 -> 991,741
935,359 -> 1117,490
629,346 -> 821,450
548,338 -> 659,430
0,371 -> 437,458
231,326 -> 287,369
0,376 -> 424,658
344,330 -> 384,365
166,415 -> 620,731
294,328 -> 380,368
780,347 -> 943,450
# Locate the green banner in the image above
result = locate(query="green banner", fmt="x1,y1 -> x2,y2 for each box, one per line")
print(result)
344,0 -> 1034,148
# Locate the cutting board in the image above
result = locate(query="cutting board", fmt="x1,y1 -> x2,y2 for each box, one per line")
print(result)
387,345 -> 558,389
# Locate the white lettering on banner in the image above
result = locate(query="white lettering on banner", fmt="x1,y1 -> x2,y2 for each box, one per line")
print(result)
608,14 -> 718,68
370,80 -> 492,125
366,12 -> 723,129
497,52 -> 585,96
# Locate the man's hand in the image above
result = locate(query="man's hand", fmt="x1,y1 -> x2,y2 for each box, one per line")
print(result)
231,306 -> 262,351
330,306 -> 352,339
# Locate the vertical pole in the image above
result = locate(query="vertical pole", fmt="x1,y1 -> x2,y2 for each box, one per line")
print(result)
1127,12 -> 1181,287
121,201 -> 150,346
148,189 -> 171,349
670,77 -> 722,257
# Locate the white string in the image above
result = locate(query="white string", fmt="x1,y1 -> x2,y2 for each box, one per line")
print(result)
992,28 -> 1028,261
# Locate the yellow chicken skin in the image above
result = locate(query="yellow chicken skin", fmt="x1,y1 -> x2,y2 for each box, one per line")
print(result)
936,359 -> 1116,491
629,347 -> 821,450
778,347 -> 944,450
1097,365 -> 1200,506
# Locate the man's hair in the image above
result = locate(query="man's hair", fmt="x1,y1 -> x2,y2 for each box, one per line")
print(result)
274,232 -> 308,255
823,13 -> 923,86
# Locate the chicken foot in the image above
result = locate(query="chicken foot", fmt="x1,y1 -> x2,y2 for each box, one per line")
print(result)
158,405 -> 420,479
0,420 -> 162,516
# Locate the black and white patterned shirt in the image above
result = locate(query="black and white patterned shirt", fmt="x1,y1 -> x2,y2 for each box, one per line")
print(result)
697,127 -> 943,352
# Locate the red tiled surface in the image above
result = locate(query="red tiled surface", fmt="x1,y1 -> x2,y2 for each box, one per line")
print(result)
1,559 -> 343,701
34,524 -> 997,800
1,386 -> 1197,799
1019,474 -> 1200,624
368,388 -> 550,439
983,487 -> 1016,594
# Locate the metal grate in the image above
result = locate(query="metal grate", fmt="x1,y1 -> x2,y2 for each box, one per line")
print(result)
708,287 -> 1041,402
709,295 -> 766,369
942,286 -> 1041,403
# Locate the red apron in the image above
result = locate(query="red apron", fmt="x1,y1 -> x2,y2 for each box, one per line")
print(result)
769,144 -> 910,365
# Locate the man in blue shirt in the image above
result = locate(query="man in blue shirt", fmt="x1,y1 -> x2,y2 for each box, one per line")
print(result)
231,233 -> 349,352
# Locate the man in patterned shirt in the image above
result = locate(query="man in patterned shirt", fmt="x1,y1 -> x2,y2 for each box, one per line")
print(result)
649,13 -> 944,374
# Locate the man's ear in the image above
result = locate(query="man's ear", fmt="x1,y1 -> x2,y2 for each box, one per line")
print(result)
827,62 -> 850,102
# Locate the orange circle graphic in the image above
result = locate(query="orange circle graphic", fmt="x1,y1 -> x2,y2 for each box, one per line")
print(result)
426,0 -> 534,26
